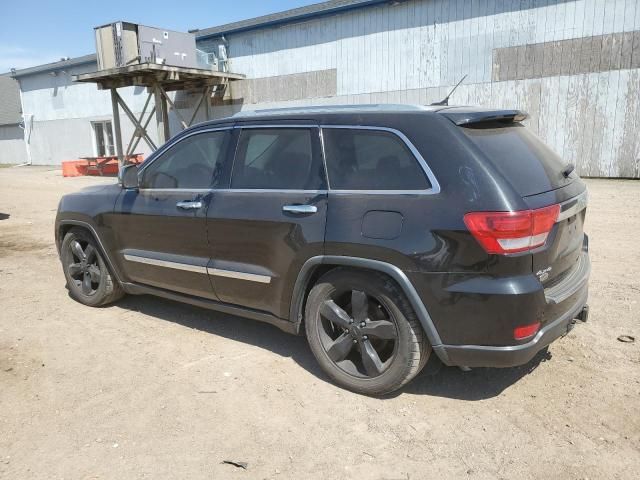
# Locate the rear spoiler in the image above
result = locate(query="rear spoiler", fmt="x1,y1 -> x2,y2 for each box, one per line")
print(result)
439,109 -> 529,126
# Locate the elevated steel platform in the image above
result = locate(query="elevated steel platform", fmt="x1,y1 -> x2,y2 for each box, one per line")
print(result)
72,63 -> 245,165
73,63 -> 244,91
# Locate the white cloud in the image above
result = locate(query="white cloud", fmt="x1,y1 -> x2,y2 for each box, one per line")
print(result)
0,45 -> 65,73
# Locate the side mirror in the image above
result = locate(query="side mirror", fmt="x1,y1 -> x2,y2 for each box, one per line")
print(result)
120,164 -> 139,189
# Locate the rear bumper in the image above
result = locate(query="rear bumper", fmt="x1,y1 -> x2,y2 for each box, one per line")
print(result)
435,287 -> 588,368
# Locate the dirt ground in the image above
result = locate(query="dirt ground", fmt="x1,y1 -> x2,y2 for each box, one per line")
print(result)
0,165 -> 638,480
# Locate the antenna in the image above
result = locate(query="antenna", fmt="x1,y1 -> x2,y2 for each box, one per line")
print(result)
431,74 -> 467,106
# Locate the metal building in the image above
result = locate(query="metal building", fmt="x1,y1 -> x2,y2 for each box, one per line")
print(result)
0,74 -> 28,164
9,55 -> 159,166
195,0 -> 640,178
4,0 -> 640,177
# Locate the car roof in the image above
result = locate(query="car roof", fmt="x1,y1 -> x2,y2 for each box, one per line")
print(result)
194,104 -> 442,127
192,104 -> 527,128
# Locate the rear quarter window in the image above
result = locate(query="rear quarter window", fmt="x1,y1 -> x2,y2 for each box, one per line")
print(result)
461,123 -> 573,197
323,128 -> 431,191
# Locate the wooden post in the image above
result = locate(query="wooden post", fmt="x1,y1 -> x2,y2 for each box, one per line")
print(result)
110,89 -> 124,166
153,84 -> 168,145
204,86 -> 211,121
161,89 -> 170,142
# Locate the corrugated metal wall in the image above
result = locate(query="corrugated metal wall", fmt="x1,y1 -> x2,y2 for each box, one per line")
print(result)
199,0 -> 640,178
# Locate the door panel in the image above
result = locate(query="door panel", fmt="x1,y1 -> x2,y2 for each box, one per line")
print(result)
114,189 -> 216,298
321,126 -> 439,271
110,128 -> 232,298
206,126 -> 327,318
207,191 -> 327,316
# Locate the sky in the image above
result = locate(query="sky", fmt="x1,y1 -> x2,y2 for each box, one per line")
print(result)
0,0 -> 319,73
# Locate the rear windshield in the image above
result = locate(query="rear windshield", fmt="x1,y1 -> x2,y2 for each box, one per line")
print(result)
461,123 -> 574,197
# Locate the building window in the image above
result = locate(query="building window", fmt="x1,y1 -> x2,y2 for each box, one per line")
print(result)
92,121 -> 115,157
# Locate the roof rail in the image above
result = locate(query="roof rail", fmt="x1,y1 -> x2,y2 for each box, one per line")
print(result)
233,104 -> 438,117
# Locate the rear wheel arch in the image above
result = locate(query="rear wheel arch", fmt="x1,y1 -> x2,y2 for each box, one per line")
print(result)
290,256 -> 444,349
289,262 -> 337,333
304,266 -> 431,394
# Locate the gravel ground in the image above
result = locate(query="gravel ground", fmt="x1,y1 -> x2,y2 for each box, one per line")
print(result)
0,166 -> 638,480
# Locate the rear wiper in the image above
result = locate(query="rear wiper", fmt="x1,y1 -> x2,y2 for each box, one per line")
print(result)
562,163 -> 575,178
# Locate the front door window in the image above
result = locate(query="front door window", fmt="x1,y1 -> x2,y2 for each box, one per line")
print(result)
140,130 -> 230,189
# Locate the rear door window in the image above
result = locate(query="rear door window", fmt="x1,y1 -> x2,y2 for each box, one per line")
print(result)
231,128 -> 325,190
322,128 -> 431,190
461,123 -> 574,197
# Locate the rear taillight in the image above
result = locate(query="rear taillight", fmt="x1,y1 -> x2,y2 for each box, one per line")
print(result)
513,322 -> 541,340
464,204 -> 560,254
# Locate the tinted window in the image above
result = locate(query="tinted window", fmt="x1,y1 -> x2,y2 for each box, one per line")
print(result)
323,129 -> 431,190
232,128 -> 324,190
141,131 -> 229,189
461,123 -> 573,197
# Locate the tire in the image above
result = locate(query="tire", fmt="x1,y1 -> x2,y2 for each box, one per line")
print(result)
305,268 -> 430,395
60,227 -> 124,307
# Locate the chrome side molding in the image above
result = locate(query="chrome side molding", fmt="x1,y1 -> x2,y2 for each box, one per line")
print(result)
123,252 -> 272,284
123,254 -> 208,274
207,268 -> 272,284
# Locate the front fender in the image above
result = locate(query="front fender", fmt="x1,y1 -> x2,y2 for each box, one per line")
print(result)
55,183 -> 124,282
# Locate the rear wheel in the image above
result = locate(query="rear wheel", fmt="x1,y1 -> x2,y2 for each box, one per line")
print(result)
61,228 -> 123,307
305,268 -> 430,395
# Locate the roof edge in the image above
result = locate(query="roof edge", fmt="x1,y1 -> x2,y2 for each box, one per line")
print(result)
11,54 -> 97,78
194,0 -> 392,39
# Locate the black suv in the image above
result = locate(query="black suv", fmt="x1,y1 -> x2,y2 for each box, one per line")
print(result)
55,105 -> 590,395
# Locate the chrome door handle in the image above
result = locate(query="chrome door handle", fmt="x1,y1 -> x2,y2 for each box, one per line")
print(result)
176,200 -> 203,210
282,204 -> 318,214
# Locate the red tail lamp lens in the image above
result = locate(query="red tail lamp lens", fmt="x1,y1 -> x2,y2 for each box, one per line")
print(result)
514,322 -> 541,340
464,204 -> 560,254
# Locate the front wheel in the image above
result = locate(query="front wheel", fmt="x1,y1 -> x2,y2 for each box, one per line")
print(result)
305,268 -> 430,395
60,228 -> 124,307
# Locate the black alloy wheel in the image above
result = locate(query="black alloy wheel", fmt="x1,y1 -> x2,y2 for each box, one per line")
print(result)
61,228 -> 123,306
67,239 -> 101,296
319,289 -> 398,378
305,268 -> 430,395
